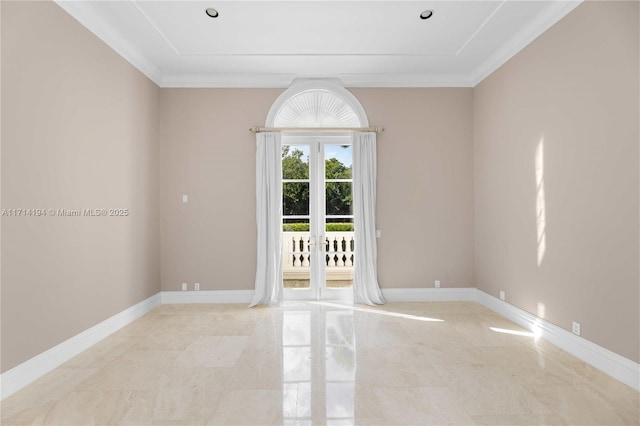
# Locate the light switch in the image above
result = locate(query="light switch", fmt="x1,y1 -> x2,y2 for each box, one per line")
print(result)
182,194 -> 188,203
376,230 -> 382,238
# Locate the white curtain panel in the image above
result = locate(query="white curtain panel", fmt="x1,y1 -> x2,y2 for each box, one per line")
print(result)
250,132 -> 284,307
352,132 -> 386,306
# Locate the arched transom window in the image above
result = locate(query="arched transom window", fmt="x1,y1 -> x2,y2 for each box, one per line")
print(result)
266,81 -> 369,128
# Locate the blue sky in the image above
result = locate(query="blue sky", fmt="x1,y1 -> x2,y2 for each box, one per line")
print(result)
285,144 -> 352,168
325,145 -> 352,167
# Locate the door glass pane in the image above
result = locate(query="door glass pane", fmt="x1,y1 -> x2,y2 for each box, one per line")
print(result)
283,145 -> 310,179
283,143 -> 311,291
283,182 -> 310,216
283,218 -> 311,289
325,145 -> 352,179
325,182 -> 352,216
324,144 -> 353,291
325,218 -> 354,289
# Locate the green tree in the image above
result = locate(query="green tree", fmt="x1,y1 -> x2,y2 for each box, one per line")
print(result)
282,146 -> 309,180
281,145 -> 352,219
325,157 -> 352,179
325,153 -> 352,216
282,147 -> 309,216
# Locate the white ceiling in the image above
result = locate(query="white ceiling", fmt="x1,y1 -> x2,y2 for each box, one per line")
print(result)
54,0 -> 582,88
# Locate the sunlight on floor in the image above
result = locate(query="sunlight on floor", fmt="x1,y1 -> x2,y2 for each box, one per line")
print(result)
490,326 -> 541,340
311,301 -> 444,322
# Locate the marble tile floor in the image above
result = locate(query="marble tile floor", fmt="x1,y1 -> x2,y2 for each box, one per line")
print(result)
1,302 -> 638,425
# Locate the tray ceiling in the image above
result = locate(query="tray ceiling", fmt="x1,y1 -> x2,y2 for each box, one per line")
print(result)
54,0 -> 582,87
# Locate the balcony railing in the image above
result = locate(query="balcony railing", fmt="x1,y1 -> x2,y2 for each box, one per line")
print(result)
283,231 -> 354,281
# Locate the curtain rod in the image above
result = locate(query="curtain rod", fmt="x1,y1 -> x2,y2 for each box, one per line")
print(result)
249,126 -> 384,134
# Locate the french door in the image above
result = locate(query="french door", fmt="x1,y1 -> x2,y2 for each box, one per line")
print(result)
282,135 -> 354,302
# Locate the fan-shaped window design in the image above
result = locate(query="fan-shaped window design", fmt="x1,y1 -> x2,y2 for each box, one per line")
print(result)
266,81 -> 368,128
273,89 -> 360,128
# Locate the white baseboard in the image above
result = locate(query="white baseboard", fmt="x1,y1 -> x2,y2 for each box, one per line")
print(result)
382,287 -> 476,302
161,290 -> 254,304
0,293 -> 161,400
473,289 -> 640,391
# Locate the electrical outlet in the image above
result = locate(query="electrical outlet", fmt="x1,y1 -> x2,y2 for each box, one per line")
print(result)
435,280 -> 441,288
572,321 -> 581,336
194,282 -> 200,291
181,282 -> 187,291
499,291 -> 505,301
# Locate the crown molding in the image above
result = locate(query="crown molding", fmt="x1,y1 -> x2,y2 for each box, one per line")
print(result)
470,0 -> 583,86
54,0 -> 163,86
54,0 -> 582,88
158,73 -> 476,88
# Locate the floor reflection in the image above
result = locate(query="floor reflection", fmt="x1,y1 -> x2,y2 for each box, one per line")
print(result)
3,302 -> 637,425
282,305 -> 356,425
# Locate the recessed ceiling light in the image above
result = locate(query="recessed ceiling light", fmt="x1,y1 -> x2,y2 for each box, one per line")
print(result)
205,8 -> 219,18
420,10 -> 434,20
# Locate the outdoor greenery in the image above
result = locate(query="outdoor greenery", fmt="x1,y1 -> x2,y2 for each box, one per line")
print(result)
283,223 -> 354,232
282,145 -> 352,217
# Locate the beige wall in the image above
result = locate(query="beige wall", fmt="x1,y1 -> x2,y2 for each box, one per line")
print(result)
1,1 -> 161,372
473,1 -> 639,362
0,0 -> 4,376
159,89 -> 280,291
159,88 -> 474,291
353,89 -> 474,288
